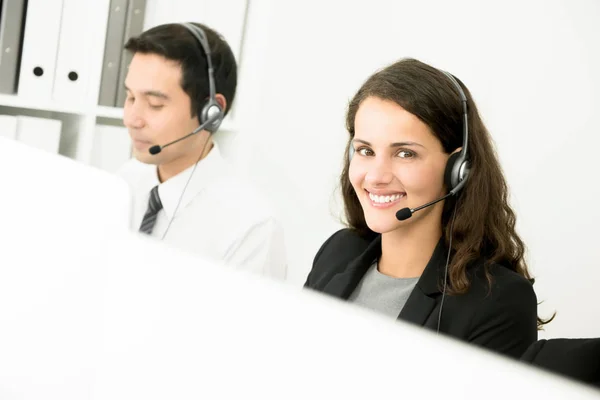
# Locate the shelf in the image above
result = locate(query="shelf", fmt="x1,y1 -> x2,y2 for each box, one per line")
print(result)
96,105 -> 124,119
0,95 -> 238,131
0,93 -> 95,115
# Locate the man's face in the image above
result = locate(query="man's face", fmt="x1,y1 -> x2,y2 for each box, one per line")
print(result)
123,52 -> 202,166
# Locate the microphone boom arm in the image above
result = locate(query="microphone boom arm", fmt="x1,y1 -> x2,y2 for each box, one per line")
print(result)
410,192 -> 453,214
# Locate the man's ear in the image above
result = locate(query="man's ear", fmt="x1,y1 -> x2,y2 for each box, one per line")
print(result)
215,93 -> 227,112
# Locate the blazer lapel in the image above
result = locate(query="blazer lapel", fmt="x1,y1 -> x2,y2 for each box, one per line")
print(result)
398,238 -> 447,326
321,235 -> 382,300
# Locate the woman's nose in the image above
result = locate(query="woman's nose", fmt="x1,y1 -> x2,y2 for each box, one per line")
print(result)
364,159 -> 394,186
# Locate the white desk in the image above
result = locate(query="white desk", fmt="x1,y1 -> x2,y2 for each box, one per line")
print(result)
0,137 -> 597,399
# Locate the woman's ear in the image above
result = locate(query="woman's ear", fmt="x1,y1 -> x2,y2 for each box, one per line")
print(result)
451,146 -> 463,156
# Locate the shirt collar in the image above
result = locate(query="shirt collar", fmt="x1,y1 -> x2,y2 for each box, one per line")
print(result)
150,142 -> 226,220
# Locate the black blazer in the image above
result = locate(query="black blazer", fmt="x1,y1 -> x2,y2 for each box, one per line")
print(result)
304,228 -> 538,358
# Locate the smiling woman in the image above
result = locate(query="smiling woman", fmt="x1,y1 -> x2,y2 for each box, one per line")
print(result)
304,58 -> 552,359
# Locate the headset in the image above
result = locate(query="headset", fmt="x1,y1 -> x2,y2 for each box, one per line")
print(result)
441,71 -> 471,196
180,22 -> 224,134
157,23 -> 225,240
348,69 -> 471,333
437,71 -> 469,333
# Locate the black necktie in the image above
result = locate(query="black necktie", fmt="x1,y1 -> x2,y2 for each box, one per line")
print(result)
139,185 -> 163,234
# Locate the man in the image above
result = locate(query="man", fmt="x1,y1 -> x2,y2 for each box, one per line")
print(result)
117,22 -> 287,280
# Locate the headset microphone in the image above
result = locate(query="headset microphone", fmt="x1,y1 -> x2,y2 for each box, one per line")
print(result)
395,193 -> 452,221
395,177 -> 468,221
148,112 -> 220,155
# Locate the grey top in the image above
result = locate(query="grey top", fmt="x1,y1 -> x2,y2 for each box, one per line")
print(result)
348,262 -> 419,319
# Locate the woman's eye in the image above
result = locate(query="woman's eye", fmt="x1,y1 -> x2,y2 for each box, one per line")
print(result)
397,150 -> 415,158
358,148 -> 374,156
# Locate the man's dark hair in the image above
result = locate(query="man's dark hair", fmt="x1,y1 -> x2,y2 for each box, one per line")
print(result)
125,22 -> 237,118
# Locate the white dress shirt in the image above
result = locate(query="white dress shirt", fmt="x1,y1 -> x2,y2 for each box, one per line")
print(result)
117,143 -> 287,280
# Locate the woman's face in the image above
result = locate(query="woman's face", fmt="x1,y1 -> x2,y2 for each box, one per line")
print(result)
349,96 -> 451,234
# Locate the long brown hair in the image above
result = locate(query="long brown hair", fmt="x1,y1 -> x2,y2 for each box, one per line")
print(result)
341,58 -> 552,329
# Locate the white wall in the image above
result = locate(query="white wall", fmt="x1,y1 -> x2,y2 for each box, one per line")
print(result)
232,0 -> 600,339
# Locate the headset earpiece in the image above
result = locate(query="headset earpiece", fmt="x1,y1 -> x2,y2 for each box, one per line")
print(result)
444,152 -> 460,190
444,152 -> 470,195
181,22 -> 224,134
200,98 -> 224,133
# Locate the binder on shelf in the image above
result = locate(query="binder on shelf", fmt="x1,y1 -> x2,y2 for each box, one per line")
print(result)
0,115 -> 18,140
91,124 -> 132,173
0,0 -> 26,94
17,0 -> 64,100
115,0 -> 147,108
98,0 -> 129,107
16,115 -> 62,154
52,0 -> 110,103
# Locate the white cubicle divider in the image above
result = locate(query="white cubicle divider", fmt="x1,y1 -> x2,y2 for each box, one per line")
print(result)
96,238 -> 600,400
0,136 -> 598,399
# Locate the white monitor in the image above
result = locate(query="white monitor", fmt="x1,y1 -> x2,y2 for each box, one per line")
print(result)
0,137 -> 132,399
0,136 -> 132,238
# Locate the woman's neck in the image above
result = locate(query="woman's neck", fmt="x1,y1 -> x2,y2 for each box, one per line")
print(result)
378,219 -> 442,279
